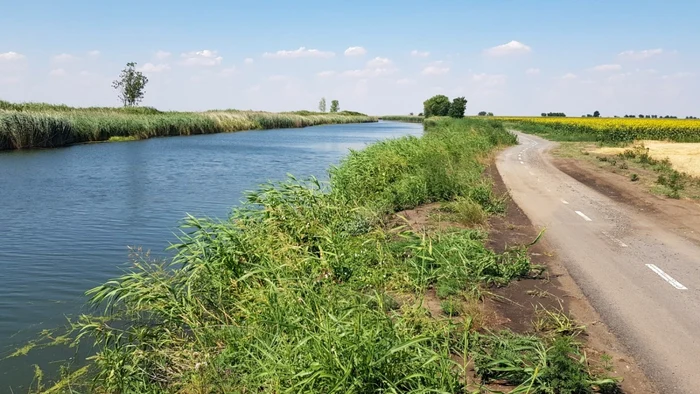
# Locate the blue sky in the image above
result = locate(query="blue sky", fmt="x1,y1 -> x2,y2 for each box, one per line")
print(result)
1,0 -> 698,116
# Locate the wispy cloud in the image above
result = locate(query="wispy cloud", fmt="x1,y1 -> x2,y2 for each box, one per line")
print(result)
344,46 -> 367,56
181,50 -> 223,66
618,48 -> 664,60
410,50 -> 430,57
155,50 -> 171,60
485,40 -> 532,56
341,57 -> 396,78
244,58 -> 254,64
592,64 -> 622,71
396,78 -> 416,85
263,47 -> 334,59
87,50 -> 100,57
317,70 -> 336,77
49,68 -> 67,77
366,57 -> 391,67
219,67 -> 236,77
472,73 -> 507,86
561,73 -> 577,80
422,61 -> 449,75
137,63 -> 171,73
52,53 -> 76,63
525,68 -> 540,75
0,51 -> 25,61
662,72 -> 695,80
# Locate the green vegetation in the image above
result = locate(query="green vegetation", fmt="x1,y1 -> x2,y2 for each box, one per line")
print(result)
318,97 -> 327,112
112,62 -> 149,107
26,118 -> 617,392
330,99 -> 339,113
0,100 -> 377,151
380,115 -> 424,123
423,95 -> 468,118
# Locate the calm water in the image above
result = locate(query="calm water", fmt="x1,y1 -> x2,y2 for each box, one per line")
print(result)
0,121 -> 422,390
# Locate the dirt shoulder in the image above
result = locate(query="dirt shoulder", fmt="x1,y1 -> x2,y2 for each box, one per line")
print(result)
552,143 -> 700,247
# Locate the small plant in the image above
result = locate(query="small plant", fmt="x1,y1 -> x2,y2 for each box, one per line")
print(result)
618,162 -> 628,170
533,305 -> 586,337
440,300 -> 460,316
630,173 -> 639,182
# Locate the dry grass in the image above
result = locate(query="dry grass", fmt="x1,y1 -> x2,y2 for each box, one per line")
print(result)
594,140 -> 700,177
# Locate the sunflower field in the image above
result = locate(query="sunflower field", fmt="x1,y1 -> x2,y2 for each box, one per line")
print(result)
497,116 -> 700,143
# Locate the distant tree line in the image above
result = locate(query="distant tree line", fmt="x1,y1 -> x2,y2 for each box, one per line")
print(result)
423,95 -> 467,118
477,111 -> 494,116
623,114 -> 686,119
541,112 -> 566,117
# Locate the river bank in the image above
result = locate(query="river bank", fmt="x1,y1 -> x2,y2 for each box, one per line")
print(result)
0,100 -> 377,151
25,118 -> 621,392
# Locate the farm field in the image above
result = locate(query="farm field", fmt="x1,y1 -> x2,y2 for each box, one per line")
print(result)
499,116 -> 700,143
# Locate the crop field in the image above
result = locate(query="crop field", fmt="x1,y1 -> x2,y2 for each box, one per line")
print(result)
498,116 -> 700,143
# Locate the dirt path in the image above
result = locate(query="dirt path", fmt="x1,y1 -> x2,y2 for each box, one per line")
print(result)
498,131 -> 700,394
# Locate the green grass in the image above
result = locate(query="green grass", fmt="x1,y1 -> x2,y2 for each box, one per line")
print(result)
26,118 -> 616,393
0,100 -> 377,150
380,115 -> 425,123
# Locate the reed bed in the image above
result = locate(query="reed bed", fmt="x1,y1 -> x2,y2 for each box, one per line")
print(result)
380,115 -> 425,123
22,118 -> 619,393
0,101 -> 377,151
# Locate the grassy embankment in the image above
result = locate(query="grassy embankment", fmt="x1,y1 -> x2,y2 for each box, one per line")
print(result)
31,118 -> 617,393
499,117 -> 700,199
0,100 -> 377,151
380,115 -> 425,123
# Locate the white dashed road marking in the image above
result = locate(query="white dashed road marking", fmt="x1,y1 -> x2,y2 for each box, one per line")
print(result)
646,264 -> 688,290
575,211 -> 593,222
561,199 -> 569,205
602,231 -> 628,248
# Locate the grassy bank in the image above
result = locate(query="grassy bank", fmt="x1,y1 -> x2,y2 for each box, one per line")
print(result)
380,115 -> 425,123
498,116 -> 700,143
30,118 -> 617,393
0,100 -> 377,150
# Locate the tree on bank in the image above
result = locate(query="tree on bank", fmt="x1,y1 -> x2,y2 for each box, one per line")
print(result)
593,110 -> 601,117
112,62 -> 148,107
330,100 -> 339,113
318,97 -> 327,112
423,95 -> 451,117
448,97 -> 467,118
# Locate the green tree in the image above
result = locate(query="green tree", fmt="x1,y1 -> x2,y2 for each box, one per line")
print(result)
329,100 -> 339,113
423,95 -> 451,117
487,112 -> 494,116
593,110 -> 600,117
478,111 -> 487,116
319,97 -> 327,112
448,97 -> 467,118
112,62 -> 149,107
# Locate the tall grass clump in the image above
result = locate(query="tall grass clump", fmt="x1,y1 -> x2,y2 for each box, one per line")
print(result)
28,118 -> 615,392
380,115 -> 425,123
0,101 -> 377,151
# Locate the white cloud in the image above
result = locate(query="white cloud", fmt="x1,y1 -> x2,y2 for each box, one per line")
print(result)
87,50 -> 100,57
0,51 -> 25,61
0,76 -> 21,84
155,50 -> 171,60
247,85 -> 261,92
561,73 -> 577,80
342,68 -> 395,78
592,64 -> 622,72
410,50 -> 430,57
366,57 -> 391,67
49,68 -> 67,77
317,70 -> 336,77
618,48 -> 664,60
219,67 -> 236,77
344,46 -> 367,56
472,73 -> 507,86
485,40 -> 532,56
422,61 -> 449,75
526,68 -> 540,75
181,50 -> 223,66
52,53 -> 76,63
268,75 -> 289,82
244,58 -> 254,64
137,63 -> 171,73
263,47 -> 334,59
396,78 -> 416,85
662,72 -> 695,80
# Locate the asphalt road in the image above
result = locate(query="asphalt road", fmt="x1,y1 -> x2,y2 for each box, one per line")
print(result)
497,131 -> 700,394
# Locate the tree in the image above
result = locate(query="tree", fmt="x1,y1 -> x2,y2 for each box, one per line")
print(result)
409,112 -> 414,116
541,113 -> 547,117
112,62 -> 148,107
478,111 -> 487,116
487,112 -> 494,116
329,100 -> 339,113
318,97 -> 327,112
423,95 -> 451,117
448,97 -> 467,118
593,110 -> 600,117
